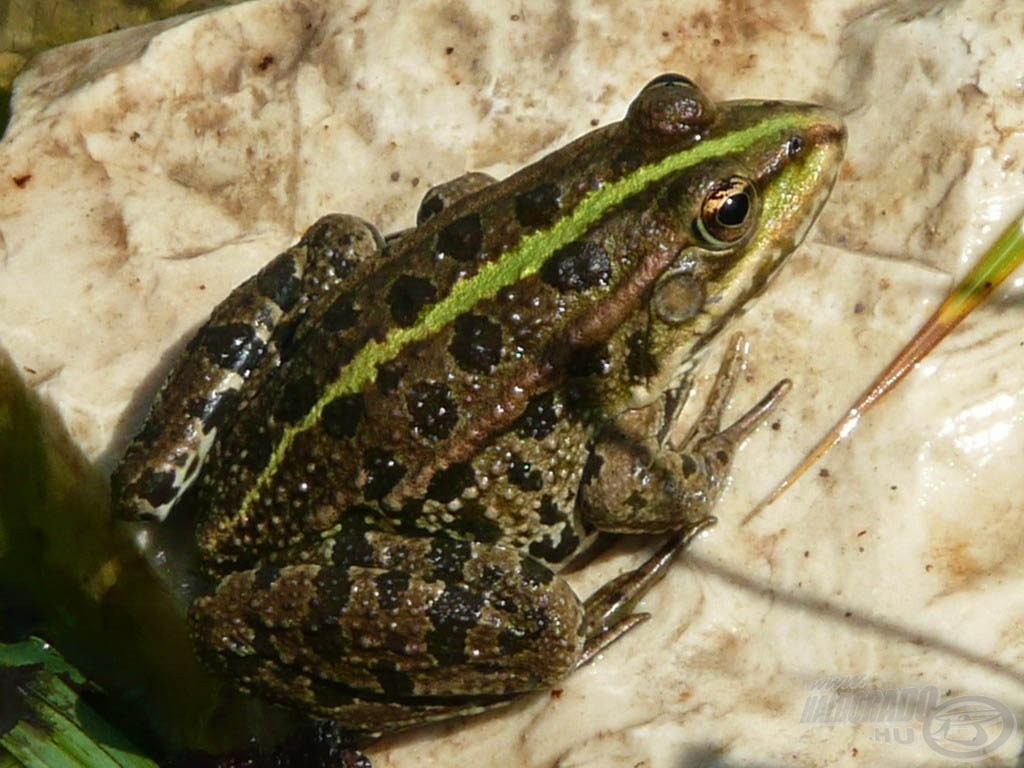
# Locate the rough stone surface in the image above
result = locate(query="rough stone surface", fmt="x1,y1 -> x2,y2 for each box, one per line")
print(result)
1,1 -> 1022,765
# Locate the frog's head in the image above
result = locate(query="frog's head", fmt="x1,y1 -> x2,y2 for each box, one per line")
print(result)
602,74 -> 846,404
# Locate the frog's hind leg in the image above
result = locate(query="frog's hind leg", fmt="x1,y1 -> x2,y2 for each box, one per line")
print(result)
189,531 -> 587,734
111,215 -> 384,521
578,516 -> 714,666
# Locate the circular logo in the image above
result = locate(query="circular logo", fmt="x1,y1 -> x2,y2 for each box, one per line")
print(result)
923,695 -> 1016,761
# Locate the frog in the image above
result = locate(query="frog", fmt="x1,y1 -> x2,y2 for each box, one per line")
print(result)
111,74 -> 845,735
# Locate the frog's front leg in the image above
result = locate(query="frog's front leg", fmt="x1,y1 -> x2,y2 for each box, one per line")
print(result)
112,215 -> 384,521
580,333 -> 790,534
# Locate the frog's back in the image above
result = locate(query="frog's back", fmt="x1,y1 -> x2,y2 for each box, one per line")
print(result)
195,131 -> 677,572
175,75 -> 844,575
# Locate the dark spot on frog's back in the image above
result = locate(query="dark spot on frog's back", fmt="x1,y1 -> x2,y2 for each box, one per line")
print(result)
507,459 -> 543,491
309,566 -> 352,627
236,432 -> 274,474
446,499 -> 503,544
426,461 -> 476,503
304,680 -> 357,713
417,190 -> 446,223
388,274 -> 437,327
246,626 -> 278,663
252,565 -> 279,592
612,145 -> 644,176
273,374 -> 319,423
541,240 -> 612,293
362,449 -> 407,500
322,292 -> 360,332
435,213 -> 483,262
130,467 -> 178,509
373,571 -> 411,611
513,391 -> 560,439
537,494 -> 562,525
449,313 -> 503,373
498,604 -> 550,656
393,499 -> 425,535
568,343 -> 610,377
373,661 -> 415,698
185,391 -> 226,427
255,253 -> 302,311
321,393 -> 365,439
519,555 -> 554,586
375,359 -> 405,394
329,510 -> 376,566
497,627 -> 532,657
196,322 -> 265,372
680,454 -> 699,478
580,451 -> 604,488
426,584 -> 484,663
406,381 -> 459,440
515,182 -> 562,228
528,526 -> 580,563
426,535 -> 472,582
269,314 -> 303,363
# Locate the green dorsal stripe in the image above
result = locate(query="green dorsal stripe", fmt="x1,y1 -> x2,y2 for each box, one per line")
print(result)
237,113 -> 804,519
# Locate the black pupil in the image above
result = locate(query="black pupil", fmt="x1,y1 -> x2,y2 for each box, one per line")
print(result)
717,192 -> 749,227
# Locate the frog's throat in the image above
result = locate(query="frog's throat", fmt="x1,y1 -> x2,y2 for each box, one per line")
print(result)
235,112 -> 820,523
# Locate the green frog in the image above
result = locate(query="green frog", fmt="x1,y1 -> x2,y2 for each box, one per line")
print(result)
112,74 -> 845,734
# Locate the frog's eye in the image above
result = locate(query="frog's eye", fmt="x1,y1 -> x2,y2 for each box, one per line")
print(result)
628,74 -> 713,138
696,176 -> 758,249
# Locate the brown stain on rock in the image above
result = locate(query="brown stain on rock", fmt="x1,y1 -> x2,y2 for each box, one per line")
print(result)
928,501 -> 1024,593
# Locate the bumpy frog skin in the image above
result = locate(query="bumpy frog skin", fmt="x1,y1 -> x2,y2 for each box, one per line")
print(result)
112,75 -> 845,734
